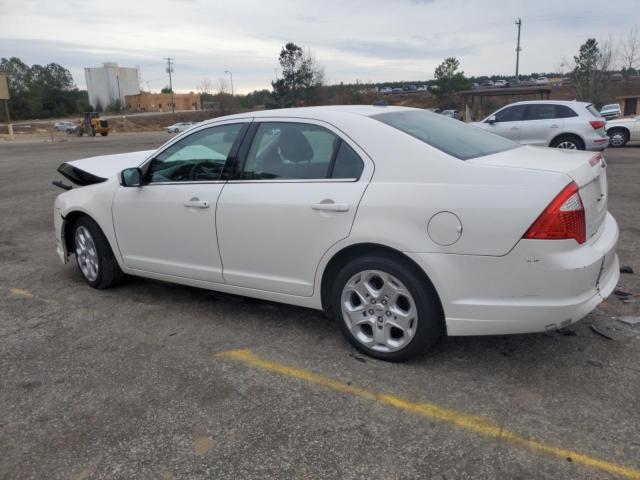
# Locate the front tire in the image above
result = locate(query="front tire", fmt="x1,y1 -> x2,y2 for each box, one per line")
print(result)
608,128 -> 628,148
551,134 -> 584,150
73,217 -> 123,289
331,253 -> 443,361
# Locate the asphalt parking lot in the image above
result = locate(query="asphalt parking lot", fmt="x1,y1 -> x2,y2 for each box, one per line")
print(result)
1,133 -> 639,480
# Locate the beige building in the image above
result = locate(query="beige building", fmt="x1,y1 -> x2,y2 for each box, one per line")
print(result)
125,92 -> 201,112
617,95 -> 640,116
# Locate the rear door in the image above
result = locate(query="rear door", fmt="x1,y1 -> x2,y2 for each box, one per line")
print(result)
519,104 -> 564,146
216,119 -> 373,296
483,105 -> 525,141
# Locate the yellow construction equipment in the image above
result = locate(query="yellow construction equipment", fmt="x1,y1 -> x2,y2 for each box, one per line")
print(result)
74,112 -> 111,137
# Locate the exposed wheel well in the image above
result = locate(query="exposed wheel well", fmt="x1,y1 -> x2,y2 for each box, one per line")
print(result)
320,243 -> 444,319
550,133 -> 585,149
62,211 -> 98,256
607,126 -> 630,138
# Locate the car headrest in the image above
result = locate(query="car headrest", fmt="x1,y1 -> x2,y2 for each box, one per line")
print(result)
279,128 -> 313,162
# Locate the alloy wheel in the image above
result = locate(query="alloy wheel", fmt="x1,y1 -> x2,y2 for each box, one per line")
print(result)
341,270 -> 417,353
557,140 -> 578,149
75,226 -> 99,282
609,132 -> 626,147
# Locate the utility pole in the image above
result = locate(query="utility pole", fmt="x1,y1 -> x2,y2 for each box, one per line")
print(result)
165,57 -> 175,113
515,18 -> 522,80
225,70 -> 234,113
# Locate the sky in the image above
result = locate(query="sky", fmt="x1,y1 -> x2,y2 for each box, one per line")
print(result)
1,0 -> 639,94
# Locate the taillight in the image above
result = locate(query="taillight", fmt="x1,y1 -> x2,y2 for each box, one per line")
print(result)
589,120 -> 605,129
523,181 -> 586,244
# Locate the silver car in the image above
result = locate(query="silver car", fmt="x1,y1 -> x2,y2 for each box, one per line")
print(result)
600,103 -> 621,120
473,101 -> 609,151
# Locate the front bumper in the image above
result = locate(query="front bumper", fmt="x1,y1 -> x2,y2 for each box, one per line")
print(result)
406,212 -> 619,336
54,208 -> 68,264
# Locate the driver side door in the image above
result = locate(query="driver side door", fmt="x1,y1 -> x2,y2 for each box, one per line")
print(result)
484,104 -> 526,141
112,121 -> 248,283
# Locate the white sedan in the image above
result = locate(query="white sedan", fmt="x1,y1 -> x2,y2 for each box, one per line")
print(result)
54,106 -> 619,361
606,115 -> 640,147
164,122 -> 196,133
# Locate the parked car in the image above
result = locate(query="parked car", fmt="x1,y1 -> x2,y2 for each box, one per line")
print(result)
165,122 -> 195,133
53,106 -> 619,361
494,79 -> 509,88
481,80 -> 494,88
600,103 -> 622,120
609,73 -> 623,82
605,114 -> 640,147
54,121 -> 76,132
391,87 -> 403,94
441,109 -> 461,120
403,84 -> 417,92
416,85 -> 428,91
379,87 -> 393,94
535,77 -> 549,85
472,101 -> 608,151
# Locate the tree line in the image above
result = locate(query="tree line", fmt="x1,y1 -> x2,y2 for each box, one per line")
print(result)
0,57 -> 90,120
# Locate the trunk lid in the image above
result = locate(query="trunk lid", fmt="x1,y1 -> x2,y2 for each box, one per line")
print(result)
58,150 -> 154,186
469,145 -> 608,239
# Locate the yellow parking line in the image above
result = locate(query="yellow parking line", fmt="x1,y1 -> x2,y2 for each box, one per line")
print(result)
216,349 -> 640,480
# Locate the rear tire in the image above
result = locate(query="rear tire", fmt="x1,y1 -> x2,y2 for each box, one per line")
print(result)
607,128 -> 628,148
72,217 -> 123,289
331,253 -> 444,362
100,132 -> 108,137
551,134 -> 584,150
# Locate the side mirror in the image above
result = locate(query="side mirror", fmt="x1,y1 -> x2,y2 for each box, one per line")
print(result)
487,115 -> 497,125
120,167 -> 142,187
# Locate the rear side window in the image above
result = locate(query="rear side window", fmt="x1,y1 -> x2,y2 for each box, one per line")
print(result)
373,109 -> 518,160
331,142 -> 364,179
241,122 -> 364,180
524,104 -> 559,120
555,105 -> 578,118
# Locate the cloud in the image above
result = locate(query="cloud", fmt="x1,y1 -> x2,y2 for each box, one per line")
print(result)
2,0 -> 639,92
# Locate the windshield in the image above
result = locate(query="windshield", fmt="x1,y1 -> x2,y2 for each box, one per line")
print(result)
372,109 -> 519,160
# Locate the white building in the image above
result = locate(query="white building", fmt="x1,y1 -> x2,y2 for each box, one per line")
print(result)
84,63 -> 140,110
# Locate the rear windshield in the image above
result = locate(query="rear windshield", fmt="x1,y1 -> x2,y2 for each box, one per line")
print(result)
372,109 -> 518,160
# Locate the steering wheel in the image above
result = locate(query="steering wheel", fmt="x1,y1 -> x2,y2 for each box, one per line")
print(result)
189,161 -> 219,181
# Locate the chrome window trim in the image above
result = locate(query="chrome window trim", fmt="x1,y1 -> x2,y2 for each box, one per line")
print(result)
227,178 -> 358,184
145,180 -> 228,186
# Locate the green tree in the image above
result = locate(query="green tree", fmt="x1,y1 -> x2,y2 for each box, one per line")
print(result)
434,57 -> 470,95
161,86 -> 173,94
572,38 -> 611,104
0,57 -> 85,119
271,42 -> 324,107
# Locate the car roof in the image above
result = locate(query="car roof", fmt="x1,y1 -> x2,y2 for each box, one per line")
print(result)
198,105 -> 419,126
507,100 -> 591,107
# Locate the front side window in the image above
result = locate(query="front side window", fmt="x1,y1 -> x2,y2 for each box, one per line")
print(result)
148,123 -> 244,183
242,122 -> 363,180
493,105 -> 526,122
373,109 -> 518,160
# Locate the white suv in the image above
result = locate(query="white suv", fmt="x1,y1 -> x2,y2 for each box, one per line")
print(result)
473,101 -> 609,151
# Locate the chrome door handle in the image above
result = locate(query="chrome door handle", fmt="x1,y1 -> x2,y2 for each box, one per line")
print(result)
311,202 -> 349,212
510,126 -> 519,130
550,124 -> 559,128
184,198 -> 210,209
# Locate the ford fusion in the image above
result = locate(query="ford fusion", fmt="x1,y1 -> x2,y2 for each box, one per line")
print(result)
53,106 -> 619,361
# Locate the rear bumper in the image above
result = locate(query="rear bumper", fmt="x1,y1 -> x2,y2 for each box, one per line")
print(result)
406,212 -> 619,336
585,136 -> 609,151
